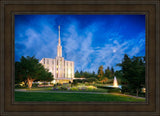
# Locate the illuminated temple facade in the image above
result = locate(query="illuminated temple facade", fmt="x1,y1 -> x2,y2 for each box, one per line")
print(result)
40,26 -> 74,83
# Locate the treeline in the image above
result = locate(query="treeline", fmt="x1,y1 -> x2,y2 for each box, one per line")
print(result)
74,65 -> 116,84
75,71 -> 96,78
74,54 -> 145,96
75,66 -> 115,79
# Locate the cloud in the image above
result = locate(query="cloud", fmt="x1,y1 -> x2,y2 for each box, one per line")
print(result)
15,15 -> 145,73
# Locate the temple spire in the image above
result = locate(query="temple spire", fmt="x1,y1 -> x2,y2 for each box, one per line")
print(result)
57,25 -> 62,57
58,25 -> 61,46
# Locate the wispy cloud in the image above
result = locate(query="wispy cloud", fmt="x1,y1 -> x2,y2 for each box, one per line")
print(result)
15,15 -> 145,73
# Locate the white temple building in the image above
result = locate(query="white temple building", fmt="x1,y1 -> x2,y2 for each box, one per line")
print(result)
39,26 -> 74,84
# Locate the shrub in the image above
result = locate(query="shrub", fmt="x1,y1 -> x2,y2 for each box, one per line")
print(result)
72,80 -> 78,86
79,86 -> 86,90
87,86 -> 97,90
70,87 -> 79,91
100,77 -> 108,83
61,86 -> 67,90
121,85 -> 129,94
32,83 -> 39,87
15,83 -> 27,88
85,78 -> 97,83
106,79 -> 113,84
15,84 -> 22,88
56,83 -> 62,86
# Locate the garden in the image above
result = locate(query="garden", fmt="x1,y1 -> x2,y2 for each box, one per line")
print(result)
14,55 -> 146,102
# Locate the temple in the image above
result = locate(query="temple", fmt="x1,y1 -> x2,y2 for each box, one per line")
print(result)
39,26 -> 74,83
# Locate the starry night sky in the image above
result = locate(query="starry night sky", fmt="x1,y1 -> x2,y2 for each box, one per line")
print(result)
15,14 -> 145,72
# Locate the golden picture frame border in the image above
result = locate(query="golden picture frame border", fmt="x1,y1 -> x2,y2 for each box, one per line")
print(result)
0,0 -> 159,115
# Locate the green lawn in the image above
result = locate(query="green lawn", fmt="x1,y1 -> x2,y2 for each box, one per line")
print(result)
15,91 -> 145,102
25,87 -> 53,91
22,87 -> 109,93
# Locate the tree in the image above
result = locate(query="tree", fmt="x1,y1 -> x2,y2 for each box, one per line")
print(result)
80,70 -> 84,78
92,71 -> 96,77
75,70 -> 81,78
97,65 -> 104,80
111,66 -> 114,76
75,70 -> 97,79
117,54 -> 145,96
15,56 -> 53,89
117,54 -> 132,83
114,70 -> 124,84
104,66 -> 112,79
83,71 -> 90,78
100,77 -> 109,84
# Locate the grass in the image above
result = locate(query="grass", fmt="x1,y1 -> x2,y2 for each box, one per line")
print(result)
18,86 -> 109,93
21,86 -> 119,93
25,87 -> 53,91
15,91 -> 145,102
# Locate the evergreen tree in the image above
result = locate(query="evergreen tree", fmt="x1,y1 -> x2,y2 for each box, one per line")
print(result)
15,56 -> 53,89
75,70 -> 81,78
104,66 -> 112,79
111,66 -> 114,76
80,70 -> 83,77
92,71 -> 96,77
117,54 -> 145,96
97,65 -> 104,80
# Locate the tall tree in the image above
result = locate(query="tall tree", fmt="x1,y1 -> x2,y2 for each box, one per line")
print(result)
75,70 -> 81,78
83,71 -> 90,78
114,70 -> 123,84
104,66 -> 112,79
15,56 -> 53,89
80,70 -> 83,77
117,54 -> 145,96
111,66 -> 114,76
117,54 -> 132,81
97,65 -> 104,80
92,71 -> 96,77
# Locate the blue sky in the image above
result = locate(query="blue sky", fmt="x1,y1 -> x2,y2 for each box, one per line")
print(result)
15,14 -> 145,72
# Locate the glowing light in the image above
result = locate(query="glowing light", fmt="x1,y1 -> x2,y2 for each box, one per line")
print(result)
142,88 -> 146,93
51,80 -> 56,84
113,76 -> 118,87
49,68 -> 52,72
68,69 -> 71,74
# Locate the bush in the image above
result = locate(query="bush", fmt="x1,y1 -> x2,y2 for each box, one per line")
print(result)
85,78 -> 97,83
72,80 -> 79,86
121,85 -> 129,94
70,87 -> 79,91
32,83 -> 39,87
105,79 -> 113,84
56,83 -> 62,86
61,86 -> 67,90
15,83 -> 27,88
87,86 -> 97,91
15,84 -> 22,88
